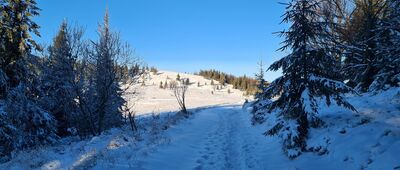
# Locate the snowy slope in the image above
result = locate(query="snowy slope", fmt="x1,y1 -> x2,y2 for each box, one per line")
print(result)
247,88 -> 400,169
125,70 -> 248,115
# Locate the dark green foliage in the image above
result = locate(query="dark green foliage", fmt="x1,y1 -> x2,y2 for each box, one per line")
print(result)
185,78 -> 190,85
254,60 -> 267,100
198,69 -> 259,95
150,67 -> 158,74
0,0 -> 41,96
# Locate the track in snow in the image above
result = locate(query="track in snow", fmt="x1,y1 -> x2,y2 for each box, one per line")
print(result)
139,105 -> 266,170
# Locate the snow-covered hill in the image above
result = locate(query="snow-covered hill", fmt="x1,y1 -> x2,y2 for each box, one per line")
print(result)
126,70 -> 248,115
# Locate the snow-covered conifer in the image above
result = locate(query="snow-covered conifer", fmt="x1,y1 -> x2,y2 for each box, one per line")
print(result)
254,60 -> 266,100
342,0 -> 386,92
370,0 -> 400,90
40,21 -> 83,136
92,10 -> 124,134
0,0 -> 58,159
260,0 -> 356,158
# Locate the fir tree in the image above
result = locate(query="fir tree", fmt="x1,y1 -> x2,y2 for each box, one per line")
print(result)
260,0 -> 355,158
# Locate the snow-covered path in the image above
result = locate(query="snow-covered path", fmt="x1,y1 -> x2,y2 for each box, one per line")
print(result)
2,90 -> 399,169
137,105 -> 266,170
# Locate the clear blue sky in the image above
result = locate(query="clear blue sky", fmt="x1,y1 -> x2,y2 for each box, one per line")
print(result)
35,0 -> 288,81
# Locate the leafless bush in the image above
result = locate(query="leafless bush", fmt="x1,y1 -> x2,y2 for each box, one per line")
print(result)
172,84 -> 188,114
122,102 -> 137,133
169,80 -> 177,90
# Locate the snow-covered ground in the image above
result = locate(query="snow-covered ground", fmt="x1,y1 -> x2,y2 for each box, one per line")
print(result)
126,70 -> 248,115
1,71 -> 399,170
247,88 -> 400,169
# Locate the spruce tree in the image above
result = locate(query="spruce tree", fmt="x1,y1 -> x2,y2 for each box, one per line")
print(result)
0,0 -> 57,160
260,0 -> 355,158
370,0 -> 400,90
251,60 -> 267,124
92,10 -> 124,134
0,0 -> 41,93
185,78 -> 190,85
254,60 -> 266,100
41,21 -> 82,136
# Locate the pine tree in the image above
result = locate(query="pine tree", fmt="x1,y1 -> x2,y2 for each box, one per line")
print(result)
260,0 -> 355,158
92,10 -> 124,134
40,21 -> 83,136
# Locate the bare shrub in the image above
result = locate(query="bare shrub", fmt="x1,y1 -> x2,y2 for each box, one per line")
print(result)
172,84 -> 188,114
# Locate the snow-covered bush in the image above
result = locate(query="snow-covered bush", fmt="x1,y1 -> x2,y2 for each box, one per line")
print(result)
0,85 -> 57,162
